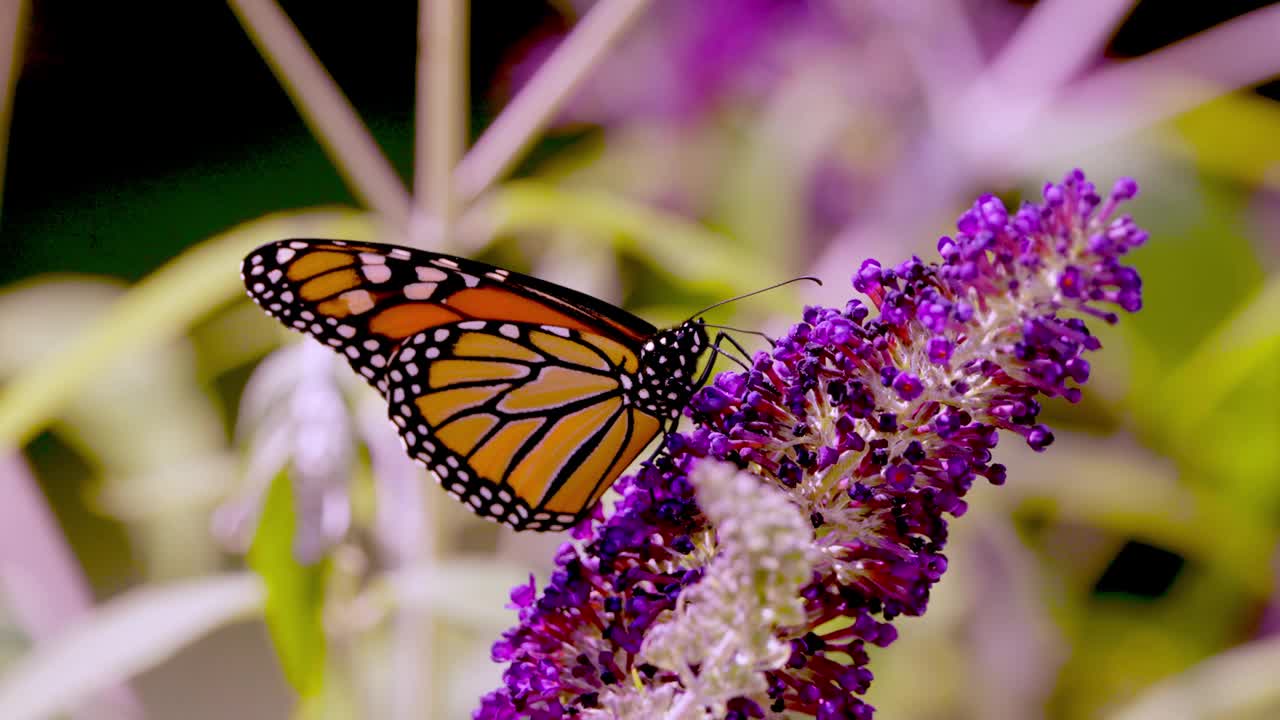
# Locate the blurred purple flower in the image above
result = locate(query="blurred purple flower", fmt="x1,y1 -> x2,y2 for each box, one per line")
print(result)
476,170 -> 1146,719
505,0 -> 1280,300
509,0 -> 845,124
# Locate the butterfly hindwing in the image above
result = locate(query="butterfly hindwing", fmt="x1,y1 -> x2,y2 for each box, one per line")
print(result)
384,321 -> 663,531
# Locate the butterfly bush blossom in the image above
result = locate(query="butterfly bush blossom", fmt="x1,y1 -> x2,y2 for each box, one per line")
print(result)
476,170 -> 1147,719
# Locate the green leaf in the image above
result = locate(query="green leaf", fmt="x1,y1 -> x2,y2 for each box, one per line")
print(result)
1109,629 -> 1280,720
0,208 -> 375,447
249,470 -> 330,698
1150,272 -> 1280,451
481,180 -> 774,295
1123,176 -> 1264,369
1168,91 -> 1280,188
997,434 -> 1276,597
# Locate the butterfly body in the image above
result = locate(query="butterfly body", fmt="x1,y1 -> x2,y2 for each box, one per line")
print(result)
242,239 -> 711,531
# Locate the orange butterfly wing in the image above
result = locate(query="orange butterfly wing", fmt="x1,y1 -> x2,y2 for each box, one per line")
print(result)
241,239 -> 671,530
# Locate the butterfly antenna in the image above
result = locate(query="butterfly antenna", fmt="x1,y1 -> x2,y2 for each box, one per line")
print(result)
687,276 -> 822,321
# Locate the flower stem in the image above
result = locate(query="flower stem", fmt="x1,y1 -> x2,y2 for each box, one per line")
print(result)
452,0 -> 651,202
413,0 -> 468,249
0,0 -> 27,226
228,0 -> 412,227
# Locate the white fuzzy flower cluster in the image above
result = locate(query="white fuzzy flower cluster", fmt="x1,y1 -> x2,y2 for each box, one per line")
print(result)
587,461 -> 815,720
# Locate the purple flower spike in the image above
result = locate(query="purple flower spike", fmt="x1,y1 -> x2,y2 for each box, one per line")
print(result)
476,171 -> 1147,719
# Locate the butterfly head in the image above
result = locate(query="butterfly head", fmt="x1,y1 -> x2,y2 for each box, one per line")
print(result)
635,319 -> 710,419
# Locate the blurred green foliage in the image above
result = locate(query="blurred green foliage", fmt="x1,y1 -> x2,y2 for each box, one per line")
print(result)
249,472 -> 329,699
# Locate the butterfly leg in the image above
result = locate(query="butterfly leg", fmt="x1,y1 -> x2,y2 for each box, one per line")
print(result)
698,331 -> 752,385
716,331 -> 756,366
644,417 -> 678,465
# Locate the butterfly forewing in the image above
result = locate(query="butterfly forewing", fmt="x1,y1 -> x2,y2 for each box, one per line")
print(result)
241,239 -> 656,388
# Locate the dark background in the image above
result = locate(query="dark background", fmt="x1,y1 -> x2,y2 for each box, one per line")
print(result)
4,0 -> 1278,285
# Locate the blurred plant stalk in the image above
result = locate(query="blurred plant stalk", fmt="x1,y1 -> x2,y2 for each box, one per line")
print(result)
227,0 -> 413,228
815,0 -> 1280,300
0,0 -> 26,224
0,452 -> 143,720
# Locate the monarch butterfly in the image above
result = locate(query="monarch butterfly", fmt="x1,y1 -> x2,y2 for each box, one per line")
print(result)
242,239 -> 742,532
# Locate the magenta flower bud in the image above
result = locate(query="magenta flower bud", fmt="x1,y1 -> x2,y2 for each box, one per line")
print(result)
891,372 -> 924,402
926,337 -> 954,365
